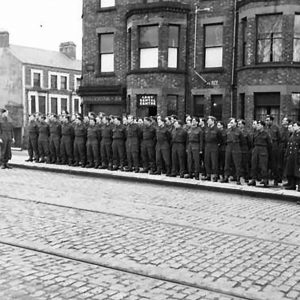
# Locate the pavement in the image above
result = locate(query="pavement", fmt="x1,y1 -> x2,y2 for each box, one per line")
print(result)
9,150 -> 300,202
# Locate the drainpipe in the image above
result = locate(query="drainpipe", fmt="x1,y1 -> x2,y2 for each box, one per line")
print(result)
230,0 -> 237,117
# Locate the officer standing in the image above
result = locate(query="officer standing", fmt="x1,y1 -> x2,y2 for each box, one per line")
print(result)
60,115 -> 74,165
86,117 -> 101,168
37,115 -> 50,163
73,115 -> 87,167
284,121 -> 300,191
25,114 -> 39,162
279,117 -> 291,181
0,108 -> 15,169
49,114 -> 61,164
112,116 -> 126,171
248,120 -> 272,187
99,116 -> 113,170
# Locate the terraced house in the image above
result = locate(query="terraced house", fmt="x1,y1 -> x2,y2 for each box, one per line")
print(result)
0,32 -> 82,147
80,0 -> 300,125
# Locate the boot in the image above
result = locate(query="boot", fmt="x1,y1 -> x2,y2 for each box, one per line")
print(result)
220,176 -> 229,183
194,173 -> 199,180
262,179 -> 269,188
248,179 -> 256,186
236,177 -> 241,185
25,157 -> 33,162
5,163 -> 12,169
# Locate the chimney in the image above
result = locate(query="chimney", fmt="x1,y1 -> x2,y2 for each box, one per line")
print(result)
59,41 -> 76,59
0,31 -> 9,48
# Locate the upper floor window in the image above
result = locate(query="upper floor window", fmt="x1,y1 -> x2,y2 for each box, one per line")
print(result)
257,14 -> 283,63
33,72 -> 42,87
99,0 -> 115,8
293,15 -> 300,62
99,33 -> 114,72
75,76 -> 81,90
60,75 -> 68,90
139,25 -> 159,68
242,18 -> 247,66
168,25 -> 179,68
204,24 -> 223,68
50,74 -> 58,89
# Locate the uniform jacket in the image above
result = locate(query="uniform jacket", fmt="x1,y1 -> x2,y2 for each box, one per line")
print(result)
253,129 -> 272,153
204,125 -> 222,151
172,127 -> 187,144
0,117 -> 14,140
74,123 -> 87,138
38,122 -> 50,141
28,121 -> 39,138
156,126 -> 171,148
112,125 -> 126,140
61,123 -> 74,137
187,126 -> 204,151
49,122 -> 61,138
101,124 -> 113,141
126,123 -> 140,146
226,127 -> 242,152
87,125 -> 101,141
285,131 -> 300,177
266,124 -> 281,146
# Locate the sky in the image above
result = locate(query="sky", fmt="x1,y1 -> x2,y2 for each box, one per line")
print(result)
0,0 -> 82,59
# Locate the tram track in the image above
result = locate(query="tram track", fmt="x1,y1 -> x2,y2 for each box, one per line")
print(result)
0,238 -> 255,300
1,193 -> 299,248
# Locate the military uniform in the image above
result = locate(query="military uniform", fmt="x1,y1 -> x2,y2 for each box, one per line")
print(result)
60,122 -> 74,165
239,128 -> 252,181
126,123 -> 141,172
171,127 -> 187,177
218,129 -> 227,177
0,116 -> 14,167
38,121 -> 50,163
279,126 -> 290,179
73,123 -> 87,166
250,130 -> 272,183
86,125 -> 101,168
186,126 -> 203,179
204,125 -> 222,180
112,124 -> 126,170
223,127 -> 242,181
27,120 -> 39,161
141,124 -> 156,172
155,126 -> 171,175
100,124 -> 113,169
49,121 -> 61,163
284,131 -> 300,190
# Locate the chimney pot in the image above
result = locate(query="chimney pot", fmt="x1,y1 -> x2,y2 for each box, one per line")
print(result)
59,41 -> 76,59
0,31 -> 9,48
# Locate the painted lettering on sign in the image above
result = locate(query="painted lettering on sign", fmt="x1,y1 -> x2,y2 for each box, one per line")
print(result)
137,94 -> 157,106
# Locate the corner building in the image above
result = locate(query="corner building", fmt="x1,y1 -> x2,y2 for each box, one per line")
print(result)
80,0 -> 300,123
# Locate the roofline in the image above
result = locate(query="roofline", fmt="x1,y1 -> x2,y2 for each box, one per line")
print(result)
22,62 -> 82,72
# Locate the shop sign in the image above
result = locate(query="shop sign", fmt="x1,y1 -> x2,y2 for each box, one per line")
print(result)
137,94 -> 157,107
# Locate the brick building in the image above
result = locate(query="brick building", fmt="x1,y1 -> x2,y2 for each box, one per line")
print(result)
0,32 -> 82,147
80,0 -> 300,124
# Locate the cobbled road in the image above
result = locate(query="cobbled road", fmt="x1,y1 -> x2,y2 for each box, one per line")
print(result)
0,168 -> 299,300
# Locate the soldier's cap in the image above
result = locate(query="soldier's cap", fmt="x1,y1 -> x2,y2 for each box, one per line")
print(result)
257,120 -> 266,126
144,117 -> 151,122
0,108 -> 7,113
40,115 -> 46,120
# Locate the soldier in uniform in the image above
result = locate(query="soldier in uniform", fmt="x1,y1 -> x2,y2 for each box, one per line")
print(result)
86,117 -> 101,168
155,118 -> 171,175
265,115 -> 281,186
112,116 -> 126,171
37,115 -> 50,163
283,121 -> 300,191
186,117 -> 204,180
49,114 -> 62,164
169,120 -> 187,178
221,118 -> 243,185
125,115 -> 141,172
0,108 -> 15,169
140,117 -> 156,174
73,115 -> 87,167
60,115 -> 74,165
25,114 -> 39,162
99,116 -> 113,170
203,116 -> 222,182
248,120 -> 272,187
217,121 -> 226,181
279,117 -> 291,181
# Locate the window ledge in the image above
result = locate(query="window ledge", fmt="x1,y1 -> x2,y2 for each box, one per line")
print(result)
97,7 -> 116,13
237,62 -> 300,71
201,67 -> 225,74
95,72 -> 116,78
127,68 -> 186,75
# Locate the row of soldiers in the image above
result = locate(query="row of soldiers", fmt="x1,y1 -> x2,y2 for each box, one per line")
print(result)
25,111 -> 300,190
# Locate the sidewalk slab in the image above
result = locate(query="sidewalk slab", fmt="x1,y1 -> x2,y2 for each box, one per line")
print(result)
10,151 -> 300,202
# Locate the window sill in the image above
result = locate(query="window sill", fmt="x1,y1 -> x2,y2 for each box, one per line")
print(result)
95,72 -> 116,78
97,7 -> 116,13
127,68 -> 186,75
237,62 -> 300,71
201,67 -> 225,74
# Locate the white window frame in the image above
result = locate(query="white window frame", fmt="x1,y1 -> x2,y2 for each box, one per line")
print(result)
48,94 -> 70,115
100,0 -> 115,8
31,69 -> 43,88
59,73 -> 70,90
72,96 -> 82,115
74,75 -> 81,91
48,71 -> 59,90
28,91 -> 48,115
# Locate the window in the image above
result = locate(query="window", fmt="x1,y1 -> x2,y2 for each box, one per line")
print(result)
242,18 -> 247,66
254,92 -> 280,124
61,98 -> 68,113
139,25 -> 159,68
72,98 -> 81,114
128,28 -> 132,71
257,14 -> 283,63
291,93 -> 300,121
39,96 -> 46,114
167,95 -> 178,116
240,94 -> 245,119
211,95 -> 223,121
99,33 -> 114,72
30,95 -> 36,114
33,72 -> 41,87
294,15 -> 300,62
74,75 -> 81,90
168,25 -> 179,68
61,76 -> 68,90
50,75 -> 58,89
99,0 -> 115,8
204,24 -> 223,68
50,97 -> 58,114
194,95 -> 205,117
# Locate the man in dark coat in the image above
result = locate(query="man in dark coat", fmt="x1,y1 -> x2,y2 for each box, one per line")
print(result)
60,115 -> 74,165
73,115 -> 87,167
37,115 -> 50,163
86,117 -> 101,168
99,116 -> 113,170
0,109 -> 14,169
112,116 -> 126,171
49,114 -> 61,164
26,114 -> 39,162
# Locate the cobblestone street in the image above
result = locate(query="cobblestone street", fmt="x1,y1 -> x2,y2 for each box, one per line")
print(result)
0,168 -> 300,299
